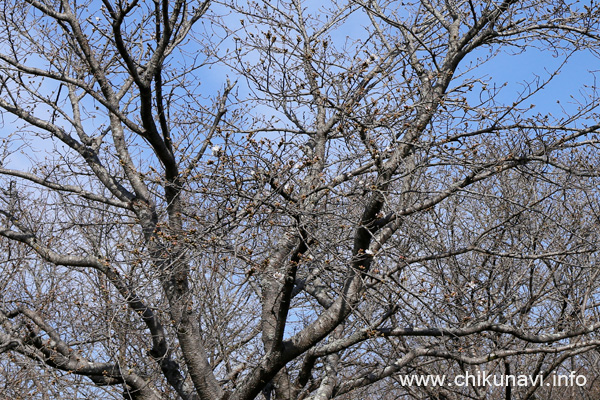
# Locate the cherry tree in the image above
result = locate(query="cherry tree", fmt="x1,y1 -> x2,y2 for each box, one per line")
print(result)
1,0 -> 600,399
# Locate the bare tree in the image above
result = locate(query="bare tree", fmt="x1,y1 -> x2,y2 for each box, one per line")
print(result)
1,0 -> 600,399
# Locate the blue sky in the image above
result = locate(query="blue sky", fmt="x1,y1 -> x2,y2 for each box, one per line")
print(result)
2,1 -> 599,172
459,44 -> 598,121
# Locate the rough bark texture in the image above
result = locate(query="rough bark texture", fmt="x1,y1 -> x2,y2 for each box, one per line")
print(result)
2,1 -> 600,399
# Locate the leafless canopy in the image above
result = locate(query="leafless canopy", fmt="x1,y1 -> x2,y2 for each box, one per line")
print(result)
1,0 -> 600,399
